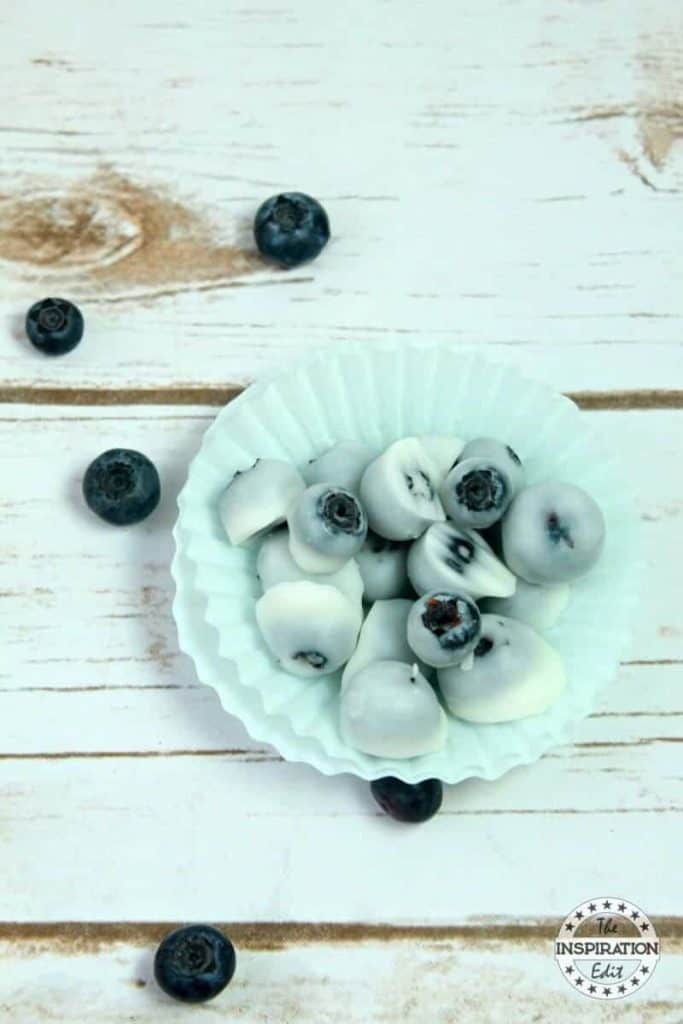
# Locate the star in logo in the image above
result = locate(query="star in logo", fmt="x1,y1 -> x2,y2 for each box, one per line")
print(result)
565,922 -> 574,932
602,900 -> 612,910
617,902 -> 626,913
631,910 -> 640,920
565,966 -> 574,975
588,984 -> 596,994
641,966 -> 650,975
603,987 -> 612,996
631,977 -> 639,987
575,977 -> 584,987
574,910 -> 584,920
618,984 -> 627,994
641,922 -> 650,932
588,903 -> 597,912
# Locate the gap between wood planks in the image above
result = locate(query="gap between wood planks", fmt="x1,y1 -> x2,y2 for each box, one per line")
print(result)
0,735 -> 681,763
0,919 -> 681,952
0,385 -> 683,410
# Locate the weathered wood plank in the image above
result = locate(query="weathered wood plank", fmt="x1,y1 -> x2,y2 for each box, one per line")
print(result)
0,926 -> 681,1024
0,755 -> 681,921
0,1 -> 682,394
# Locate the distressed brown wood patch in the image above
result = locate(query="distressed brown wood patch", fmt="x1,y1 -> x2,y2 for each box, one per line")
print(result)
0,169 -> 266,298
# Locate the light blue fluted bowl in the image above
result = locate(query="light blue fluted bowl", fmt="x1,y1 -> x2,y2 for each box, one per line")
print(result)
172,341 -> 639,783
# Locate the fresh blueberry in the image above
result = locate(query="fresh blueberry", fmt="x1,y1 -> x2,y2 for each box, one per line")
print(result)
254,192 -> 330,267
153,925 -> 236,1004
25,297 -> 84,356
83,449 -> 160,526
370,777 -> 443,823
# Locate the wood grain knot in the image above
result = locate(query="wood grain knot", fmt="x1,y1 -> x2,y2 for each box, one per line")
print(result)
0,169 -> 265,300
0,191 -> 142,271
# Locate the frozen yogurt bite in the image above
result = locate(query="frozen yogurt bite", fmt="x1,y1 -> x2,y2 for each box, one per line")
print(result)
217,427 -> 607,759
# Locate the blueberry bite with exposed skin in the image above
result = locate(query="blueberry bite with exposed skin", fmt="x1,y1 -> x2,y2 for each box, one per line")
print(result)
254,192 -> 330,267
407,590 -> 481,668
154,925 -> 236,1004
287,483 -> 368,573
407,520 -> 516,600
360,438 -> 445,541
440,457 -> 512,530
502,481 -> 605,584
83,449 -> 160,526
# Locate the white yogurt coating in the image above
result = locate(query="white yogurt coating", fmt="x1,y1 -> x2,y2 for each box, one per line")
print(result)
340,659 -> 448,758
407,520 -> 516,600
303,440 -> 373,494
359,437 -> 445,541
481,578 -> 570,631
218,459 -> 305,546
341,598 -> 427,690
438,613 -> 566,722
287,483 -> 368,574
355,531 -> 410,602
256,528 -> 364,610
255,580 -> 362,678
417,434 -> 466,486
502,481 -> 605,584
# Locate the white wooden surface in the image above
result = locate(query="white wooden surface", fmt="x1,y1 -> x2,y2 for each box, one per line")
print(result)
1,1 -> 682,1020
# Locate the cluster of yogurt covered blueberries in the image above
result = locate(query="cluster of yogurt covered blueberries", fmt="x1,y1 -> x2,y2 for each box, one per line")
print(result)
220,434 -> 606,776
